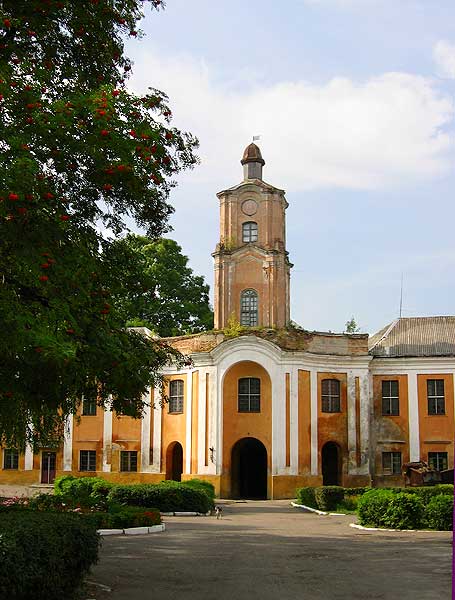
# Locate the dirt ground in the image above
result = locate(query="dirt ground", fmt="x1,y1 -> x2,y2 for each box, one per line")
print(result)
85,500 -> 452,600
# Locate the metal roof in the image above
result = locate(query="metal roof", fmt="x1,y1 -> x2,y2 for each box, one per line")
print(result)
369,316 -> 455,357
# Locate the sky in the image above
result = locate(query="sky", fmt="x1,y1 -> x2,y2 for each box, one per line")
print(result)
125,0 -> 455,335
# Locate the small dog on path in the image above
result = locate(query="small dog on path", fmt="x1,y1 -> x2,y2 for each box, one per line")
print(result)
214,505 -> 223,519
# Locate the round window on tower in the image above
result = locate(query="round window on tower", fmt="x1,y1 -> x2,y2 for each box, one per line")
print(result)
241,199 -> 258,216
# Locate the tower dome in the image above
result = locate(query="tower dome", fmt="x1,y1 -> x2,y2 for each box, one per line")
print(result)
241,142 -> 265,180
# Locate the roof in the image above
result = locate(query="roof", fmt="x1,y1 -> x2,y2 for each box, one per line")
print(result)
369,316 -> 455,357
241,142 -> 265,166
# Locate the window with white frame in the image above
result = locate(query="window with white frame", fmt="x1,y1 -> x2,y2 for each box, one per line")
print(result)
169,379 -> 184,413
382,380 -> 399,416
382,451 -> 402,475
321,379 -> 341,413
240,289 -> 258,326
80,450 -> 96,472
427,379 -> 445,415
82,397 -> 97,416
242,221 -> 258,243
3,449 -> 19,470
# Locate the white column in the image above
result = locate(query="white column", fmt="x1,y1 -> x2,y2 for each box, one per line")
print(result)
290,367 -> 299,474
197,371 -> 207,473
359,372 -> 370,474
151,386 -> 162,473
408,372 -> 420,462
208,368 -> 217,475
310,370 -> 318,475
102,407 -> 113,472
63,415 -> 73,471
185,371 -> 193,475
346,371 -> 357,473
24,438 -> 33,471
272,366 -> 285,475
140,388 -> 152,473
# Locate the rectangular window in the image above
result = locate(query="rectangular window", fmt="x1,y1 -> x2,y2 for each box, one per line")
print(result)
3,449 -> 19,470
82,398 -> 97,416
382,451 -> 402,475
120,451 -> 137,472
428,452 -> 448,472
79,450 -> 97,472
321,379 -> 341,413
381,380 -> 399,416
238,377 -> 261,412
427,379 -> 445,415
169,380 -> 184,413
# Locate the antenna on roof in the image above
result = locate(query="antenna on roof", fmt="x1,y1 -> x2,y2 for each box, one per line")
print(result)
252,135 -> 261,142
399,273 -> 404,318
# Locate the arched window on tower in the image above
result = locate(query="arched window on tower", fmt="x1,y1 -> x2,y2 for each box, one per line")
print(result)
240,289 -> 258,326
242,221 -> 258,243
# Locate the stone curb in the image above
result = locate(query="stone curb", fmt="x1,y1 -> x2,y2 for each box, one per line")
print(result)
290,502 -> 346,516
160,511 -> 211,516
349,523 -> 448,533
97,523 -> 165,536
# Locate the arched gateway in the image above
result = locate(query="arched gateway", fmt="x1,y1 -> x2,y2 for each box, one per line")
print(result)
231,437 -> 267,499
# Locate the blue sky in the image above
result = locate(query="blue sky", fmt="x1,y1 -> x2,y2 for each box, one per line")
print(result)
125,0 -> 455,334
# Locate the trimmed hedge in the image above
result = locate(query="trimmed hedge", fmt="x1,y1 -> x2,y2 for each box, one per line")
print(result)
91,505 -> 161,529
296,486 -> 367,511
108,481 -> 213,513
0,511 -> 99,600
425,495 -> 453,531
54,475 -> 113,508
384,493 -> 424,529
296,487 -> 317,509
315,486 -> 345,511
182,479 -> 216,501
358,489 -> 394,527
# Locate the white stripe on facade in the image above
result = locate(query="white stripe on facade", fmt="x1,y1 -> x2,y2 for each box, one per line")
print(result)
151,386 -> 162,473
102,406 -> 113,472
63,415 -> 73,471
407,371 -> 420,462
272,365 -> 285,474
310,369 -> 318,475
197,371 -> 207,474
359,372 -> 370,474
346,371 -> 357,473
290,367 -> 299,474
140,388 -> 152,473
185,371 -> 193,474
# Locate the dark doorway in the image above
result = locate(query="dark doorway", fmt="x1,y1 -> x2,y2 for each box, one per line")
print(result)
322,442 -> 340,485
41,451 -> 56,484
231,437 -> 267,499
166,442 -> 183,481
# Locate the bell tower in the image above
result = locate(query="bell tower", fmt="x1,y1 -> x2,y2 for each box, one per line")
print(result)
213,143 -> 292,330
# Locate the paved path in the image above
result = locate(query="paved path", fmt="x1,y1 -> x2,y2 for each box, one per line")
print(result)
87,500 -> 452,600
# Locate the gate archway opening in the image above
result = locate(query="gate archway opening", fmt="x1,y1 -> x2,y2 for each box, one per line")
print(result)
166,441 -> 183,482
321,441 -> 340,486
231,437 -> 267,499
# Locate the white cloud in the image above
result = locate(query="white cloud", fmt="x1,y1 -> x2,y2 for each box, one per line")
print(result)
433,40 -> 455,79
128,47 -> 454,192
302,0 -> 381,6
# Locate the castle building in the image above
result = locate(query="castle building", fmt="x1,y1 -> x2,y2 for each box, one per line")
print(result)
1,145 -> 454,498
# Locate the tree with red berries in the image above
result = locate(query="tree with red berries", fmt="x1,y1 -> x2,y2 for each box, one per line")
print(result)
0,1 -> 199,447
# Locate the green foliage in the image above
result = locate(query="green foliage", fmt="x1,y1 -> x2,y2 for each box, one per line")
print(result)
0,1 -> 198,447
358,489 -> 395,527
424,495 -> 453,531
223,314 -> 245,338
388,485 -> 453,505
0,511 -> 99,600
54,475 -> 113,508
345,317 -> 360,333
314,486 -> 345,511
296,487 -> 317,509
181,478 -> 216,501
383,493 -> 424,529
343,487 -> 370,497
108,481 -> 213,513
115,235 -> 213,336
91,504 -> 161,529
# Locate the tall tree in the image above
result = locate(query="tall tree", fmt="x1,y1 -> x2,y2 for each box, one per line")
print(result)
0,1 -> 198,447
110,235 -> 213,337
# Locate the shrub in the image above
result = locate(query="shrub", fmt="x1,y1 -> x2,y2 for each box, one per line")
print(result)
383,493 -> 424,529
28,493 -> 69,512
425,495 -> 453,531
91,505 -> 161,529
108,481 -> 212,513
338,495 -> 361,511
182,479 -> 216,501
314,486 -> 345,511
296,487 -> 317,508
358,489 -> 394,527
0,511 -> 99,600
54,476 -> 113,508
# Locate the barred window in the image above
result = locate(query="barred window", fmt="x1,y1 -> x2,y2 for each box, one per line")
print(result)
120,451 -> 137,472
427,379 -> 445,415
242,221 -> 258,243
321,379 -> 341,413
169,379 -> 184,414
428,452 -> 448,472
240,289 -> 258,326
82,398 -> 97,416
382,380 -> 399,416
382,452 -> 402,475
238,377 -> 261,412
3,449 -> 18,470
80,450 -> 96,472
